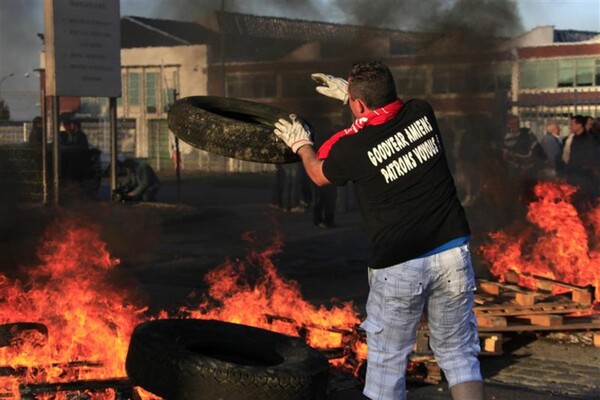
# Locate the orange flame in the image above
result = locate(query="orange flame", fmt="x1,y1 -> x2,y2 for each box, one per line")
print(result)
179,231 -> 365,371
0,217 -> 366,399
0,218 -> 147,398
480,182 -> 600,302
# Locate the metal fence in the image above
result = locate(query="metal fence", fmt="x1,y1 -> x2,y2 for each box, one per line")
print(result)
0,121 -> 29,144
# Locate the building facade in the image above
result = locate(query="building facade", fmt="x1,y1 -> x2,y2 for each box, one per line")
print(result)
38,12 -> 599,172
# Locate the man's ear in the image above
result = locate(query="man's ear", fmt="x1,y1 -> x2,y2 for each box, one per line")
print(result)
356,98 -> 368,115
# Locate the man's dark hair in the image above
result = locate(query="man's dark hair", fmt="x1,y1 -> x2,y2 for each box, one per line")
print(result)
571,114 -> 587,127
348,61 -> 397,109
60,113 -> 73,125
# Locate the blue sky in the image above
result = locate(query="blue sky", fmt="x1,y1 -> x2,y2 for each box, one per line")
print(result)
1,0 -> 599,120
517,0 -> 599,31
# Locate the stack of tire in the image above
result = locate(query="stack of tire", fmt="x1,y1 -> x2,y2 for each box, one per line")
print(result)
0,144 -> 102,202
0,144 -> 44,203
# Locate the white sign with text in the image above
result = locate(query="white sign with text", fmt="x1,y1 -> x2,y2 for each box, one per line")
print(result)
44,0 -> 121,97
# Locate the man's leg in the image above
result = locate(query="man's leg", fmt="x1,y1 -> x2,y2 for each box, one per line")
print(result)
427,244 -> 483,400
449,380 -> 485,399
361,262 -> 426,400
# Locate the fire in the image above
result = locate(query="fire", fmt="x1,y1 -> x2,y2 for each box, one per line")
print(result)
0,217 -> 147,398
0,216 -> 366,399
480,182 -> 600,302
179,231 -> 365,371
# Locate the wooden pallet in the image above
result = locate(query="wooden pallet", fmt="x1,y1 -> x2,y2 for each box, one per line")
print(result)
503,271 -> 594,305
477,314 -> 600,332
474,300 -> 591,317
413,329 -> 504,356
475,277 -> 600,332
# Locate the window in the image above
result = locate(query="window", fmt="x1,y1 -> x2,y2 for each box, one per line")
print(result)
226,73 -> 276,98
519,61 -> 537,89
165,88 -> 176,106
432,66 -> 496,94
468,68 -> 495,93
432,67 -> 452,93
145,72 -> 158,112
519,58 -> 598,89
494,63 -> 512,91
390,40 -> 417,56
393,67 -> 426,95
558,59 -> 575,87
128,72 -> 140,105
80,98 -> 96,114
576,58 -> 594,86
447,67 -> 467,93
162,69 -> 180,110
80,97 -> 108,114
537,60 -> 558,88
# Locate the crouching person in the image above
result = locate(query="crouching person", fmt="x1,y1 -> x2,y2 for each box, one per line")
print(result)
121,158 -> 161,202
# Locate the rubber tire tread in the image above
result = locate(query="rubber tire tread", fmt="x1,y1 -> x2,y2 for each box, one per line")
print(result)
126,319 -> 329,400
167,96 -> 301,164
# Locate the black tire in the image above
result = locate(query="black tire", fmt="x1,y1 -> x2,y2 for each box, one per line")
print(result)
0,322 -> 48,347
167,96 -> 301,164
0,145 -> 44,201
125,319 -> 330,400
0,144 -> 102,201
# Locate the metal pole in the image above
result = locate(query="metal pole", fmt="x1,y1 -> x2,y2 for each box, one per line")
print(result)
109,97 -> 118,191
173,90 -> 181,202
41,88 -> 48,205
51,95 -> 61,206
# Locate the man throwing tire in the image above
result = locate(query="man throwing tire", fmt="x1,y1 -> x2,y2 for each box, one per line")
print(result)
274,61 -> 484,400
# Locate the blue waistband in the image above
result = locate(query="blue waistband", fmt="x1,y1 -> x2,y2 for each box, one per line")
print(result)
419,235 -> 470,258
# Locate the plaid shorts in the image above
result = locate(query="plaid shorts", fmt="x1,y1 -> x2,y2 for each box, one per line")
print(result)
361,243 -> 482,400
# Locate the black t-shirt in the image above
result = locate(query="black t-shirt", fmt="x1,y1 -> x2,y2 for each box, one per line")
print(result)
322,99 -> 470,269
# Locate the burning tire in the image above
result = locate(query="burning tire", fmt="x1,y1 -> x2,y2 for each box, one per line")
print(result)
0,322 -> 48,348
125,319 -> 330,400
167,96 -> 300,164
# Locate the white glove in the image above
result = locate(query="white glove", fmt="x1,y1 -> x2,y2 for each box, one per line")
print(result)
274,114 -> 313,153
311,73 -> 349,104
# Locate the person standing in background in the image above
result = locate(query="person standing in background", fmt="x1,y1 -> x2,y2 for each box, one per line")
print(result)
28,116 -> 43,144
540,120 -> 563,177
312,126 -> 338,228
563,115 -> 599,207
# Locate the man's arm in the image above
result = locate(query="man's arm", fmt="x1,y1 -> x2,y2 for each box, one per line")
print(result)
297,145 -> 330,186
274,114 -> 332,186
129,166 -> 151,197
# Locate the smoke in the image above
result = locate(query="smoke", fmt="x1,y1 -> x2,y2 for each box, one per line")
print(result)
141,0 -> 527,233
